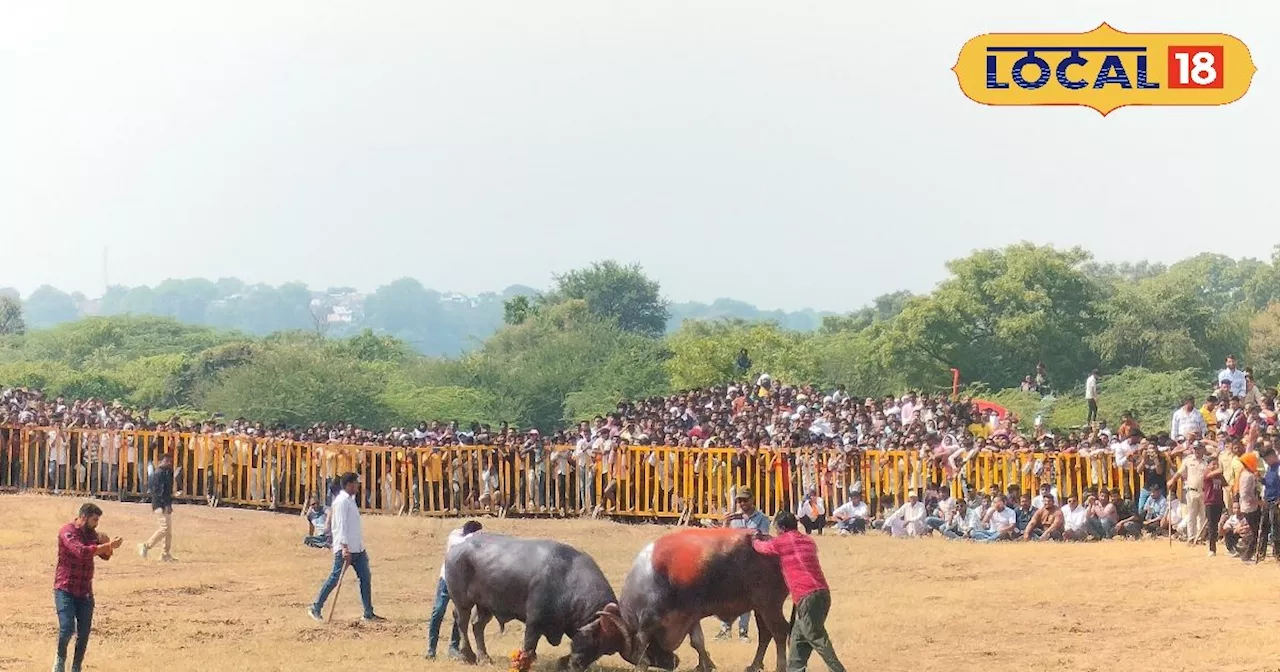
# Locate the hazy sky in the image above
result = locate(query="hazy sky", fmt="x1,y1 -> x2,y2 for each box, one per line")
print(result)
2,1 -> 1276,311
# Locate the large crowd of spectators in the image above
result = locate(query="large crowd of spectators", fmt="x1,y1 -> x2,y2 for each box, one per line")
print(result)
6,354 -> 1280,555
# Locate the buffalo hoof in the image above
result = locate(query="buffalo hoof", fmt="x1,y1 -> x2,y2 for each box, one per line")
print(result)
742,665 -> 763,672
478,655 -> 493,666
461,651 -> 479,665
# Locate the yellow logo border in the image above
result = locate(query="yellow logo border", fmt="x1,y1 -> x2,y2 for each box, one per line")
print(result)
951,22 -> 1258,116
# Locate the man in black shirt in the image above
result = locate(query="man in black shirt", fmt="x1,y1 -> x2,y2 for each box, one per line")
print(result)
139,453 -> 176,562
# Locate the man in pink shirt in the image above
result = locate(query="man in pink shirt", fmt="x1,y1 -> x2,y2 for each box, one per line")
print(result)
752,511 -> 846,672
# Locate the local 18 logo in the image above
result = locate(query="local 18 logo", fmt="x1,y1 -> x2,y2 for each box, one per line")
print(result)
952,23 -> 1257,115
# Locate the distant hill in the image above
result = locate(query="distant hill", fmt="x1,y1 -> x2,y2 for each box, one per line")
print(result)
7,278 -> 839,356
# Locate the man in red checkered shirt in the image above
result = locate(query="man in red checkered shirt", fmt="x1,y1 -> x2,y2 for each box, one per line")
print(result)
752,510 -> 846,672
53,503 -> 122,672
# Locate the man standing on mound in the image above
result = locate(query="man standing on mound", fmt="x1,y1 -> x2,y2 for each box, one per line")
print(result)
54,502 -> 124,672
309,472 -> 385,622
751,510 -> 846,672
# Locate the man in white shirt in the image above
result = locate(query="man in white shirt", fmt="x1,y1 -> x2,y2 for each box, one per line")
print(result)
796,487 -> 827,535
884,492 -> 927,538
308,472 -> 385,623
973,495 -> 1017,542
426,520 -> 483,659
1085,370 -> 1100,424
1061,495 -> 1090,541
1219,355 -> 1246,398
833,491 -> 869,535
1171,397 -> 1208,441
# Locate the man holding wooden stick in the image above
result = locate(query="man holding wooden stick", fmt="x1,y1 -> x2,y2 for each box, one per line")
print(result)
308,472 -> 385,623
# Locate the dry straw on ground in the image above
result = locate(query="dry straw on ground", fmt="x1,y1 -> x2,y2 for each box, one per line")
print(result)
3,494 -> 1279,671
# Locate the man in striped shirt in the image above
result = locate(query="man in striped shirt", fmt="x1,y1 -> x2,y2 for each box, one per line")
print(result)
752,511 -> 846,672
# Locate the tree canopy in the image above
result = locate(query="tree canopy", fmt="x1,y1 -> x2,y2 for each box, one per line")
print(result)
6,245 -> 1280,433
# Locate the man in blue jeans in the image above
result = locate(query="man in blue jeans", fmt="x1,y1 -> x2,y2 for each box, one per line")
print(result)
308,472 -> 385,623
53,502 -> 123,672
426,520 -> 483,658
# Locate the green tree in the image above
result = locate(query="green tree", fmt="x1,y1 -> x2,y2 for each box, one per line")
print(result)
23,285 -> 81,328
503,295 -> 535,325
1249,302 -> 1280,383
1090,271 -> 1248,373
666,320 -> 819,390
198,344 -> 390,427
0,295 -> 24,335
542,261 -> 669,337
883,244 -> 1102,390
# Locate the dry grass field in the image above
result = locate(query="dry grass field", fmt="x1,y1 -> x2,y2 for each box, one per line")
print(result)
5,494 -> 1280,672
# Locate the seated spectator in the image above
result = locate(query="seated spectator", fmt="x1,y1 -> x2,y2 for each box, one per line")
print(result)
1022,494 -> 1064,541
926,488 -> 956,533
1087,491 -> 1115,539
1013,494 -> 1037,535
941,499 -> 982,540
1111,489 -> 1141,539
302,495 -> 330,549
973,495 -> 1017,542
833,490 -> 869,535
1061,495 -> 1090,541
796,487 -> 827,535
1142,488 -> 1169,537
884,491 -> 927,538
1220,501 -> 1244,557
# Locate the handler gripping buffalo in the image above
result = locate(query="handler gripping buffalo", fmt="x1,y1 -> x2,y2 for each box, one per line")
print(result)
752,511 -> 846,672
443,533 -> 631,672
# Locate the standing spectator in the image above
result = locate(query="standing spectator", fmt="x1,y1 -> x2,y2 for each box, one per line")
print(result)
53,502 -> 123,672
138,453 -> 175,562
1168,441 -> 1209,546
751,511 -> 846,672
1238,451 -> 1262,562
796,487 -> 826,535
1254,448 -> 1280,563
308,472 -> 385,622
735,349 -> 751,376
1171,398 -> 1207,441
426,520 -> 482,659
1085,370 -> 1100,425
1203,453 -> 1227,556
718,487 -> 769,641
1243,371 -> 1264,408
1219,355 -> 1246,398
1135,445 -> 1167,517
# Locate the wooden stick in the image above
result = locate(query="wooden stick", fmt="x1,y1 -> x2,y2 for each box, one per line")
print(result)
326,563 -> 349,623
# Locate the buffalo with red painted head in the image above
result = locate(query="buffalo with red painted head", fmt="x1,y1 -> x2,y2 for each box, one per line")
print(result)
614,527 -> 790,672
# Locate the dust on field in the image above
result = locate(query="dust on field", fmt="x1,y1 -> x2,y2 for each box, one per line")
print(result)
4,494 -> 1280,672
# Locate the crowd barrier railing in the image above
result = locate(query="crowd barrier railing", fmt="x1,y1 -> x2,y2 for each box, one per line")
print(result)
0,426 -> 1185,519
